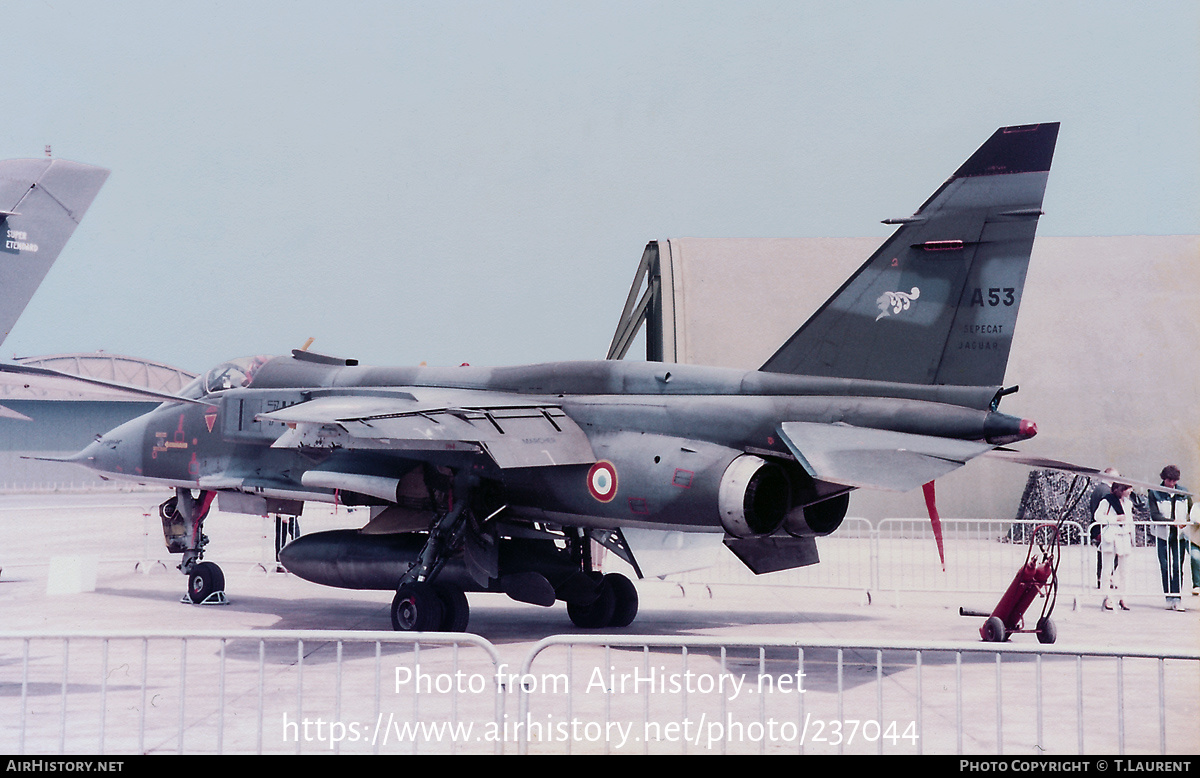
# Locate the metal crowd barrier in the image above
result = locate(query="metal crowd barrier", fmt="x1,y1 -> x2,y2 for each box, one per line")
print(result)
2,630 -> 504,756
666,519 -> 1199,601
4,630 -> 1196,756
516,635 -> 1199,755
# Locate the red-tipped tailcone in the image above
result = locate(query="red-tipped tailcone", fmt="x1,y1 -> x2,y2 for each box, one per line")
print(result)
983,412 -> 1038,445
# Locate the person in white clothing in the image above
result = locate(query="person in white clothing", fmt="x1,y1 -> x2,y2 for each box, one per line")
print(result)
1096,481 -> 1135,610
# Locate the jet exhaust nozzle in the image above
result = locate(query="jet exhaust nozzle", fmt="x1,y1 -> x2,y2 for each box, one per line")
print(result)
783,492 -> 850,538
718,455 -> 790,538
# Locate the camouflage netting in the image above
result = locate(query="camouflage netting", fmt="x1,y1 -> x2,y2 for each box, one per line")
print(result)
1013,469 -> 1153,546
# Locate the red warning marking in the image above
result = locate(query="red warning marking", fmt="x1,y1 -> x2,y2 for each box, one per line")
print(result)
204,409 -> 218,433
587,461 -> 618,503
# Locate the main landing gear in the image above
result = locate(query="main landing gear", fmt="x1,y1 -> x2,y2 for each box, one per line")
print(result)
386,471 -> 640,633
563,529 -> 638,630
388,553 -> 641,633
391,471 -> 476,632
567,572 -> 638,629
391,582 -> 470,632
160,488 -> 226,605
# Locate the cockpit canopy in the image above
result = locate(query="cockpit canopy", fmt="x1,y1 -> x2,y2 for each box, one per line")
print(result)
178,355 -> 275,398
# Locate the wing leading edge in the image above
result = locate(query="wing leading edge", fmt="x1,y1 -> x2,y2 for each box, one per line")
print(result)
259,393 -> 597,469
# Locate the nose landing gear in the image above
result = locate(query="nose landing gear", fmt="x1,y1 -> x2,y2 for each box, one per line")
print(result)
160,488 -> 227,605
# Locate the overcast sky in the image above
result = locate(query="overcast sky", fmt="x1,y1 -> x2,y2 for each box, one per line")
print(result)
4,1 -> 1197,372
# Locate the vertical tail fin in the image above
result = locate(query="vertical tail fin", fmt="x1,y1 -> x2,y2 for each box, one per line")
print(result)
760,123 -> 1059,387
0,158 -> 110,346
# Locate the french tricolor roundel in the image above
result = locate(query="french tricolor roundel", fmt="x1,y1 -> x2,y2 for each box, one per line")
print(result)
587,461 -> 618,503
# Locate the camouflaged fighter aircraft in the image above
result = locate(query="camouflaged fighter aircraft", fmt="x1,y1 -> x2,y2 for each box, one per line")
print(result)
10,124 -> 1063,632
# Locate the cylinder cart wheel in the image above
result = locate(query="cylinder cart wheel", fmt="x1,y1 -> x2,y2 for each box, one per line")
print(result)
1036,615 -> 1057,644
983,616 -> 1007,643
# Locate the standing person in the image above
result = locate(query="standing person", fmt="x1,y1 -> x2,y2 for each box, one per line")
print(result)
1096,481 -> 1135,610
1090,468 -> 1121,588
1185,509 -> 1200,597
1148,465 -> 1192,611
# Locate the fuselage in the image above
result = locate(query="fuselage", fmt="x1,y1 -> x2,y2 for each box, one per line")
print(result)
74,354 -> 1033,532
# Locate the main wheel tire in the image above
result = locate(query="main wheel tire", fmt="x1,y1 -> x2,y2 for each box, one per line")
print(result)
435,584 -> 470,632
187,561 -> 225,604
605,573 -> 639,628
1036,615 -> 1057,644
567,577 -> 617,629
391,583 -> 444,631
982,615 -> 1007,643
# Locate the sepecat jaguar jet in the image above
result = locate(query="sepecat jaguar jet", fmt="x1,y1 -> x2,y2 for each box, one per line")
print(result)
13,124 -> 1063,632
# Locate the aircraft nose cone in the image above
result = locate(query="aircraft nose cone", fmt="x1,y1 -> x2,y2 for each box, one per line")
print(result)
58,437 -> 104,469
73,435 -> 123,473
73,415 -> 147,476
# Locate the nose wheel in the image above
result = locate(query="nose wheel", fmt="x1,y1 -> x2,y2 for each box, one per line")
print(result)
186,561 -> 227,604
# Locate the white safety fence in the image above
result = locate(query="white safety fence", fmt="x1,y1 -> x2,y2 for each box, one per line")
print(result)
6,502 -> 1186,602
668,519 -> 1198,601
3,630 -> 1196,756
517,636 -> 1199,755
2,630 -> 504,756
0,499 -> 364,583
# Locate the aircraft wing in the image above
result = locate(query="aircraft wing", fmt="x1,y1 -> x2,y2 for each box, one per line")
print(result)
777,421 -> 993,492
0,362 -> 213,406
259,392 -> 597,468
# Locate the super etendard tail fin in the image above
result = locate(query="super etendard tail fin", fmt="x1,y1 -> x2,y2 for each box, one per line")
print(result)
0,158 -> 110,345
760,123 -> 1059,387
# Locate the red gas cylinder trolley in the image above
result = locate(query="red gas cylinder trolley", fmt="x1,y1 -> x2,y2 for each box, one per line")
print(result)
977,523 -> 1061,643
961,475 -> 1088,644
